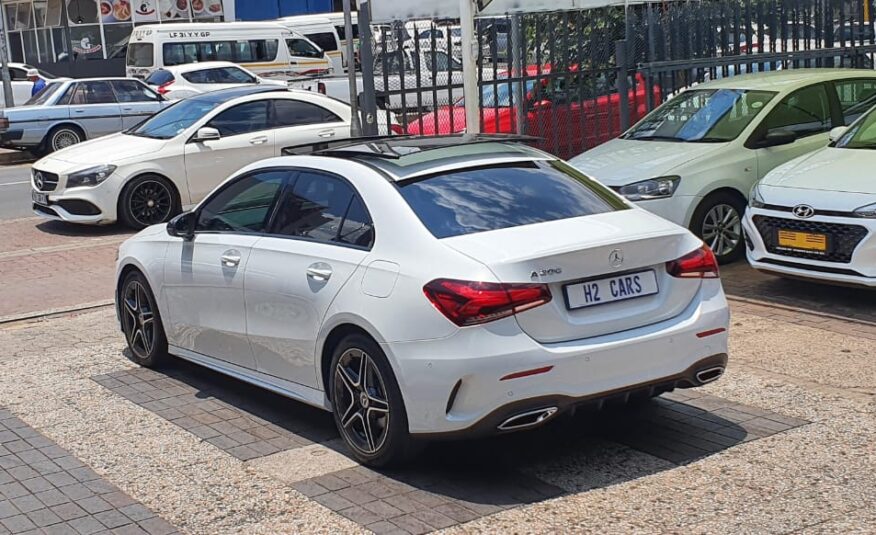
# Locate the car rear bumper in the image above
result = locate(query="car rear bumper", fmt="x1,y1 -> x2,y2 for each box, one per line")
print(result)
386,280 -> 730,435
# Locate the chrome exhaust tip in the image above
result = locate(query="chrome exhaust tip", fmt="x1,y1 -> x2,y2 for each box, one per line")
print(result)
695,366 -> 725,385
497,407 -> 558,431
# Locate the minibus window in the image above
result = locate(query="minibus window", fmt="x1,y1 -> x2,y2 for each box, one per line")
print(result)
127,43 -> 153,67
306,32 -> 337,52
287,38 -> 323,59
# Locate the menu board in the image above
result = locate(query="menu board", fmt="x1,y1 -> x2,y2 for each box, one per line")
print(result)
132,0 -> 159,22
100,0 -> 133,23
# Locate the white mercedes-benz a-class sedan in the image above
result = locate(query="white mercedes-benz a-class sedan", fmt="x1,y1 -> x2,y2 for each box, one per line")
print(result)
115,135 -> 730,466
744,105 -> 876,287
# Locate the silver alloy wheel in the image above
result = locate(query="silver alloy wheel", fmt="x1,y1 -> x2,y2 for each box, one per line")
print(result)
701,203 -> 742,258
51,129 -> 81,151
121,280 -> 155,360
129,180 -> 173,227
333,348 -> 390,455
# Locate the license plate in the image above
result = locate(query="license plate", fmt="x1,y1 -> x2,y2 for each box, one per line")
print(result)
31,190 -> 48,205
777,230 -> 827,252
564,270 -> 659,310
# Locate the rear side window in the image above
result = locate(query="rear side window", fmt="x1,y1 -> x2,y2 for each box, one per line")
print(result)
111,80 -> 162,103
272,99 -> 341,127
398,160 -> 627,239
183,67 -> 256,85
306,32 -> 338,52
145,69 -> 174,86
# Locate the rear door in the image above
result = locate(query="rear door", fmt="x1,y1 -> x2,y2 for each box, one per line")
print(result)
66,81 -> 123,138
183,99 -> 275,203
269,97 -> 349,152
245,170 -> 373,387
110,80 -> 165,129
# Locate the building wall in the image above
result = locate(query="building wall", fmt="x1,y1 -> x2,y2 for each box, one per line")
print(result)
233,0 -> 334,21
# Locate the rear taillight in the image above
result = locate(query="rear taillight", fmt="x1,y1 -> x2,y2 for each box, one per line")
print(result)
666,244 -> 720,279
423,279 -> 552,327
157,80 -> 174,95
390,124 -> 404,135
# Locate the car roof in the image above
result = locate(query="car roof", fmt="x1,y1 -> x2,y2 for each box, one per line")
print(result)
188,85 -> 288,103
283,134 -> 551,181
696,68 -> 876,91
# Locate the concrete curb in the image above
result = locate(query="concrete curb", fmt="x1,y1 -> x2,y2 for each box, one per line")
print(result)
0,299 -> 114,326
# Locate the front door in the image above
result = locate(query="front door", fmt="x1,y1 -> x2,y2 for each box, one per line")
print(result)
752,82 -> 834,179
66,81 -> 123,138
245,170 -> 373,388
162,170 -> 287,369
183,99 -> 275,203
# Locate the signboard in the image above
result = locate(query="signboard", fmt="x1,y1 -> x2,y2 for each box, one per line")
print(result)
369,0 -> 633,22
132,0 -> 160,22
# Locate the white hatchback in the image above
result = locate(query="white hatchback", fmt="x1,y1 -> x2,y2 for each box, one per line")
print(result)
114,135 -> 730,466
144,62 -> 287,100
31,86 -> 395,228
744,107 -> 876,287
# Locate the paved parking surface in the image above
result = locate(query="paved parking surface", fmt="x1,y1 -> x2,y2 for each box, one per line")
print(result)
0,301 -> 873,534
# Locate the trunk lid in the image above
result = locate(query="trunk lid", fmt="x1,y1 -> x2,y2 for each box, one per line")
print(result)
442,209 -> 704,343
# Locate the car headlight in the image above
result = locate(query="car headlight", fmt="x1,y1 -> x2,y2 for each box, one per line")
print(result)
853,202 -> 876,218
617,176 -> 680,201
749,183 -> 766,208
66,165 -> 116,188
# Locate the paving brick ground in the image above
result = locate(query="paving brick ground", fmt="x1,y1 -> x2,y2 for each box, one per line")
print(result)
0,408 -> 179,535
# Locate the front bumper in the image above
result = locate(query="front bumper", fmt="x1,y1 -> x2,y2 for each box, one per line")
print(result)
387,280 -> 729,435
634,194 -> 700,228
742,208 -> 876,287
31,164 -> 120,225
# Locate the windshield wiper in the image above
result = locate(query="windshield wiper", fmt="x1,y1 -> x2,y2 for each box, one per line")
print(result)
625,134 -> 686,142
690,137 -> 731,143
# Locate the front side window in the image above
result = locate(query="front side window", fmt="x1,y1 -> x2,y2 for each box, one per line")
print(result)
111,80 -> 161,103
398,160 -> 627,239
126,43 -> 153,67
833,79 -> 876,125
287,38 -> 323,58
197,171 -> 287,233
208,100 -> 271,136
272,99 -> 341,127
834,106 -> 876,149
271,172 -> 374,248
306,32 -> 337,52
69,81 -> 117,105
625,89 -> 776,142
762,83 -> 832,137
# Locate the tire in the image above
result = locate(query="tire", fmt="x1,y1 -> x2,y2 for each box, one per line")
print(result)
119,271 -> 168,368
119,175 -> 180,230
689,192 -> 747,265
44,125 -> 83,154
329,333 -> 417,467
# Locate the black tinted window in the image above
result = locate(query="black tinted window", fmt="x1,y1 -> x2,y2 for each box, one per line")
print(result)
398,160 -> 626,238
306,32 -> 337,51
183,67 -> 255,84
272,99 -> 341,127
197,171 -> 287,233
145,69 -> 174,86
111,80 -> 161,103
763,84 -> 832,136
208,101 -> 271,136
272,172 -> 373,247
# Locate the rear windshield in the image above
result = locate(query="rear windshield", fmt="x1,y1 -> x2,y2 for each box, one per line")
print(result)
398,160 -> 627,238
24,82 -> 64,105
145,69 -> 174,86
127,43 -> 154,67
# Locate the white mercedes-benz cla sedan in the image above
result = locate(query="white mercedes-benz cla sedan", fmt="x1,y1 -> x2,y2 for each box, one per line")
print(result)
115,135 -> 730,466
744,106 -> 876,287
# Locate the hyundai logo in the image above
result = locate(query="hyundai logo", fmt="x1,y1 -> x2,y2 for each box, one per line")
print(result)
792,204 -> 816,219
34,172 -> 44,190
609,249 -> 624,268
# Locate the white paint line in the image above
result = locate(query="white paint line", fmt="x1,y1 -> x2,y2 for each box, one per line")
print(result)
0,180 -> 29,186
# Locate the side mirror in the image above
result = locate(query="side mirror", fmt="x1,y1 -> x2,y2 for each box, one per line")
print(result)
756,129 -> 796,149
829,126 -> 848,143
193,127 -> 220,143
167,211 -> 196,240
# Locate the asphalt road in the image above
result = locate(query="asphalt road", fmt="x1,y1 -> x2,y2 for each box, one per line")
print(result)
0,163 -> 33,220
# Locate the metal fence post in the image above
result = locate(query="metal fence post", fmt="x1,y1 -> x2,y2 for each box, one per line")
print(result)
615,39 -> 630,131
358,0 -> 379,136
511,13 -> 525,135
342,0 -> 361,137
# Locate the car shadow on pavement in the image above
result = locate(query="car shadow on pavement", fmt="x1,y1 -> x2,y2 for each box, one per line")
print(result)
35,219 -> 135,238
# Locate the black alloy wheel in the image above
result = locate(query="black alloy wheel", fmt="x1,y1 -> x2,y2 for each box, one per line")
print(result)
120,272 -> 167,367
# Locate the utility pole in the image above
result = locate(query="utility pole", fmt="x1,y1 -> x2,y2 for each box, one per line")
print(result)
358,0 -> 378,136
343,0 -> 362,137
459,0 -> 480,134
0,1 -> 15,108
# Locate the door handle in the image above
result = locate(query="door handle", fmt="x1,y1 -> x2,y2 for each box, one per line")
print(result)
249,136 -> 268,145
318,130 -> 336,138
220,250 -> 241,268
306,265 -> 332,282
73,109 -> 85,114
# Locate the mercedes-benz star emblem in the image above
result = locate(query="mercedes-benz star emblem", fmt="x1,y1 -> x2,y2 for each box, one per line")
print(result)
792,204 -> 815,219
609,249 -> 624,268
34,172 -> 44,190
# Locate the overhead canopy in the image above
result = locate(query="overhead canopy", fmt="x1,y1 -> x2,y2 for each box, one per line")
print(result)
367,0 -> 640,23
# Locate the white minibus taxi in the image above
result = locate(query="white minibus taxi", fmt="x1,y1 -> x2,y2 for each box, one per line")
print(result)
126,22 -> 332,81
277,14 -> 357,73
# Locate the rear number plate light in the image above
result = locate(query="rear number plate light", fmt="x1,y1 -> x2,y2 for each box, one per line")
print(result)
563,270 -> 658,310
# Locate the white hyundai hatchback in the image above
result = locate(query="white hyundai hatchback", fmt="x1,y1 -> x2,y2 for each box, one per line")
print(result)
744,105 -> 876,286
115,135 -> 730,466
